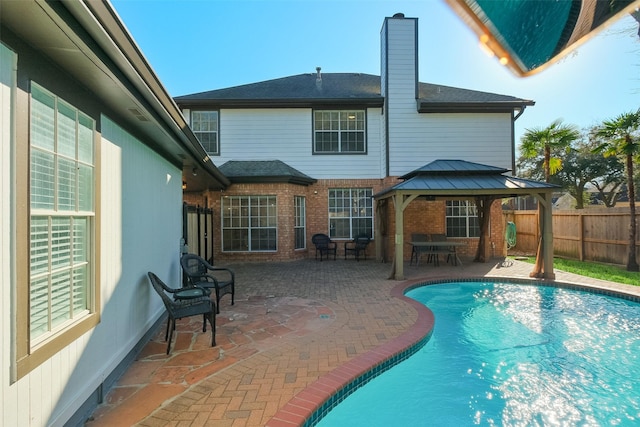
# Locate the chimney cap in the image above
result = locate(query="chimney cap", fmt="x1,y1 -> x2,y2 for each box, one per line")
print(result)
392,13 -> 405,18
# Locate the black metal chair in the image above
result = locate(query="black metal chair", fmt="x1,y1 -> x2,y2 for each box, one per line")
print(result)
311,233 -> 337,261
147,272 -> 216,354
344,234 -> 371,261
410,233 -> 430,265
180,254 -> 235,313
429,233 -> 456,266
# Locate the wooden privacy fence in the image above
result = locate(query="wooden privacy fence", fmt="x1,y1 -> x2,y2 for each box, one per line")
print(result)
504,208 -> 640,266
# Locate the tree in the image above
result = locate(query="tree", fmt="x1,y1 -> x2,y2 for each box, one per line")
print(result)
594,109 -> 640,272
552,137 -> 625,208
519,119 -> 581,182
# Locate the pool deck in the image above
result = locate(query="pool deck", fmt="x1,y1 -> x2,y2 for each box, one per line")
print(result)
86,258 -> 639,426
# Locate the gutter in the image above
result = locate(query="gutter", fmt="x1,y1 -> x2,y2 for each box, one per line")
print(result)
63,0 -> 229,188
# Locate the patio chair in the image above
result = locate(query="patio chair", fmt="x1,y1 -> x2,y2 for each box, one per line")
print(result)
147,272 -> 216,354
429,233 -> 456,266
311,233 -> 337,261
180,254 -> 235,313
409,233 -> 430,265
344,234 -> 371,261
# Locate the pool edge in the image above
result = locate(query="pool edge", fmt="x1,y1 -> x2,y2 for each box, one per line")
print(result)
265,276 -> 640,427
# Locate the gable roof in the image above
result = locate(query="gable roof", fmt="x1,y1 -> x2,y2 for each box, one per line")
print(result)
417,83 -> 534,113
175,73 -> 533,111
175,73 -> 384,108
218,160 -> 317,185
375,159 -> 558,198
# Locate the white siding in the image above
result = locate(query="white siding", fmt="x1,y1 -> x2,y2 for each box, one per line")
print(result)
1,41 -> 18,427
388,113 -> 514,176
385,17 -> 417,106
214,108 -> 385,179
383,16 -> 514,176
45,116 -> 183,425
2,108 -> 184,425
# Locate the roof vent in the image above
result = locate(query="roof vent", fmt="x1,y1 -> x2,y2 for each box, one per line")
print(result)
392,13 -> 405,18
315,66 -> 322,90
128,108 -> 149,122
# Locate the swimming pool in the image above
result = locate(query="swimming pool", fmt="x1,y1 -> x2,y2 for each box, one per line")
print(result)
317,281 -> 640,426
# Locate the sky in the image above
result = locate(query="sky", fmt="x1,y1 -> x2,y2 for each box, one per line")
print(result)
110,0 -> 639,146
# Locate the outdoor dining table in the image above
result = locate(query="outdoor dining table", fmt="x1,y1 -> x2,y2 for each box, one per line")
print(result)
409,240 -> 466,266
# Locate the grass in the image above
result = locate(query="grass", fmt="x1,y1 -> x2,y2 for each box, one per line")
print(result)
512,256 -> 640,286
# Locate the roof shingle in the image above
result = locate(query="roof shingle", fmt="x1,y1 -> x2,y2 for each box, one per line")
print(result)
175,73 -> 533,110
218,160 -> 317,185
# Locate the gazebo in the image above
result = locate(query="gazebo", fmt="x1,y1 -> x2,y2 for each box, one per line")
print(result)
373,160 -> 559,280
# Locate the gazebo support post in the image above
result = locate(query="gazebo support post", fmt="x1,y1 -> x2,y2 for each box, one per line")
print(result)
542,192 -> 555,279
390,192 -> 419,280
530,192 -> 555,279
473,195 -> 498,262
374,199 -> 388,262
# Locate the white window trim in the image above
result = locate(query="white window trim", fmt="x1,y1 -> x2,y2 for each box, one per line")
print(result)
294,196 -> 306,250
191,110 -> 219,155
328,188 -> 373,239
28,83 -> 96,349
313,110 -> 366,154
445,200 -> 481,238
221,195 -> 277,252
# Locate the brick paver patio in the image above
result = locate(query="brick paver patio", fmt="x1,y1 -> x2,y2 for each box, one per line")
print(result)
86,257 -> 639,426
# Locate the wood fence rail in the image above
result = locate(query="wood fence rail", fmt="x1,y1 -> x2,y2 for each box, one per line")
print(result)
503,208 -> 639,266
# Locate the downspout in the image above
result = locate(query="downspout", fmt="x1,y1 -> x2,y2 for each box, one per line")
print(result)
383,20 -> 390,177
513,105 -> 527,121
511,105 -> 527,173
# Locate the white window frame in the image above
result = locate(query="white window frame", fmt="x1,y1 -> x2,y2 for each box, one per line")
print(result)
313,110 -> 366,153
191,110 -> 219,155
222,195 -> 277,252
294,196 -> 306,249
445,200 -> 480,238
328,188 -> 373,239
29,83 -> 95,348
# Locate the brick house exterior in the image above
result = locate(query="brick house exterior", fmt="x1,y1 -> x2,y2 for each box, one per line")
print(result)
176,14 -> 535,264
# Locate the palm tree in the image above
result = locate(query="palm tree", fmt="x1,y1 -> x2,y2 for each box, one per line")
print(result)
595,109 -> 640,272
519,119 -> 580,182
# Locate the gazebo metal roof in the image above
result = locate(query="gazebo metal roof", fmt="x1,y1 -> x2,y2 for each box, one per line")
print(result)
375,160 -> 559,198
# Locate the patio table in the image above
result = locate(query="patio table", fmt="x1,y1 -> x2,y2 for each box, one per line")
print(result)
409,241 -> 466,266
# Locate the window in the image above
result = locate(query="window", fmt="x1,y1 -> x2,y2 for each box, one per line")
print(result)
294,196 -> 306,249
29,84 -> 95,346
314,110 -> 365,153
328,188 -> 373,239
446,200 -> 480,238
191,111 -> 219,155
222,196 -> 277,251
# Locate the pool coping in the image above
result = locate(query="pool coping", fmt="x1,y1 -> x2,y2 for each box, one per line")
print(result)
266,276 -> 640,427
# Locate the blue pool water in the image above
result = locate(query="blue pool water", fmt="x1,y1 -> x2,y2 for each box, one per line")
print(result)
317,282 -> 640,426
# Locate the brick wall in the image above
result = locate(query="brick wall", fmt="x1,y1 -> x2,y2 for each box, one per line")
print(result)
184,180 -> 507,263
377,194 -> 506,262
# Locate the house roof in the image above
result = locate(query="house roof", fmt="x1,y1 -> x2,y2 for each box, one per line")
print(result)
175,73 -> 384,108
175,73 -> 533,111
416,83 -> 535,113
218,160 -> 317,185
375,159 -> 558,199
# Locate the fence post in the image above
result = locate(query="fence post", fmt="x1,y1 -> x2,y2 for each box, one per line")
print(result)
579,212 -> 585,261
